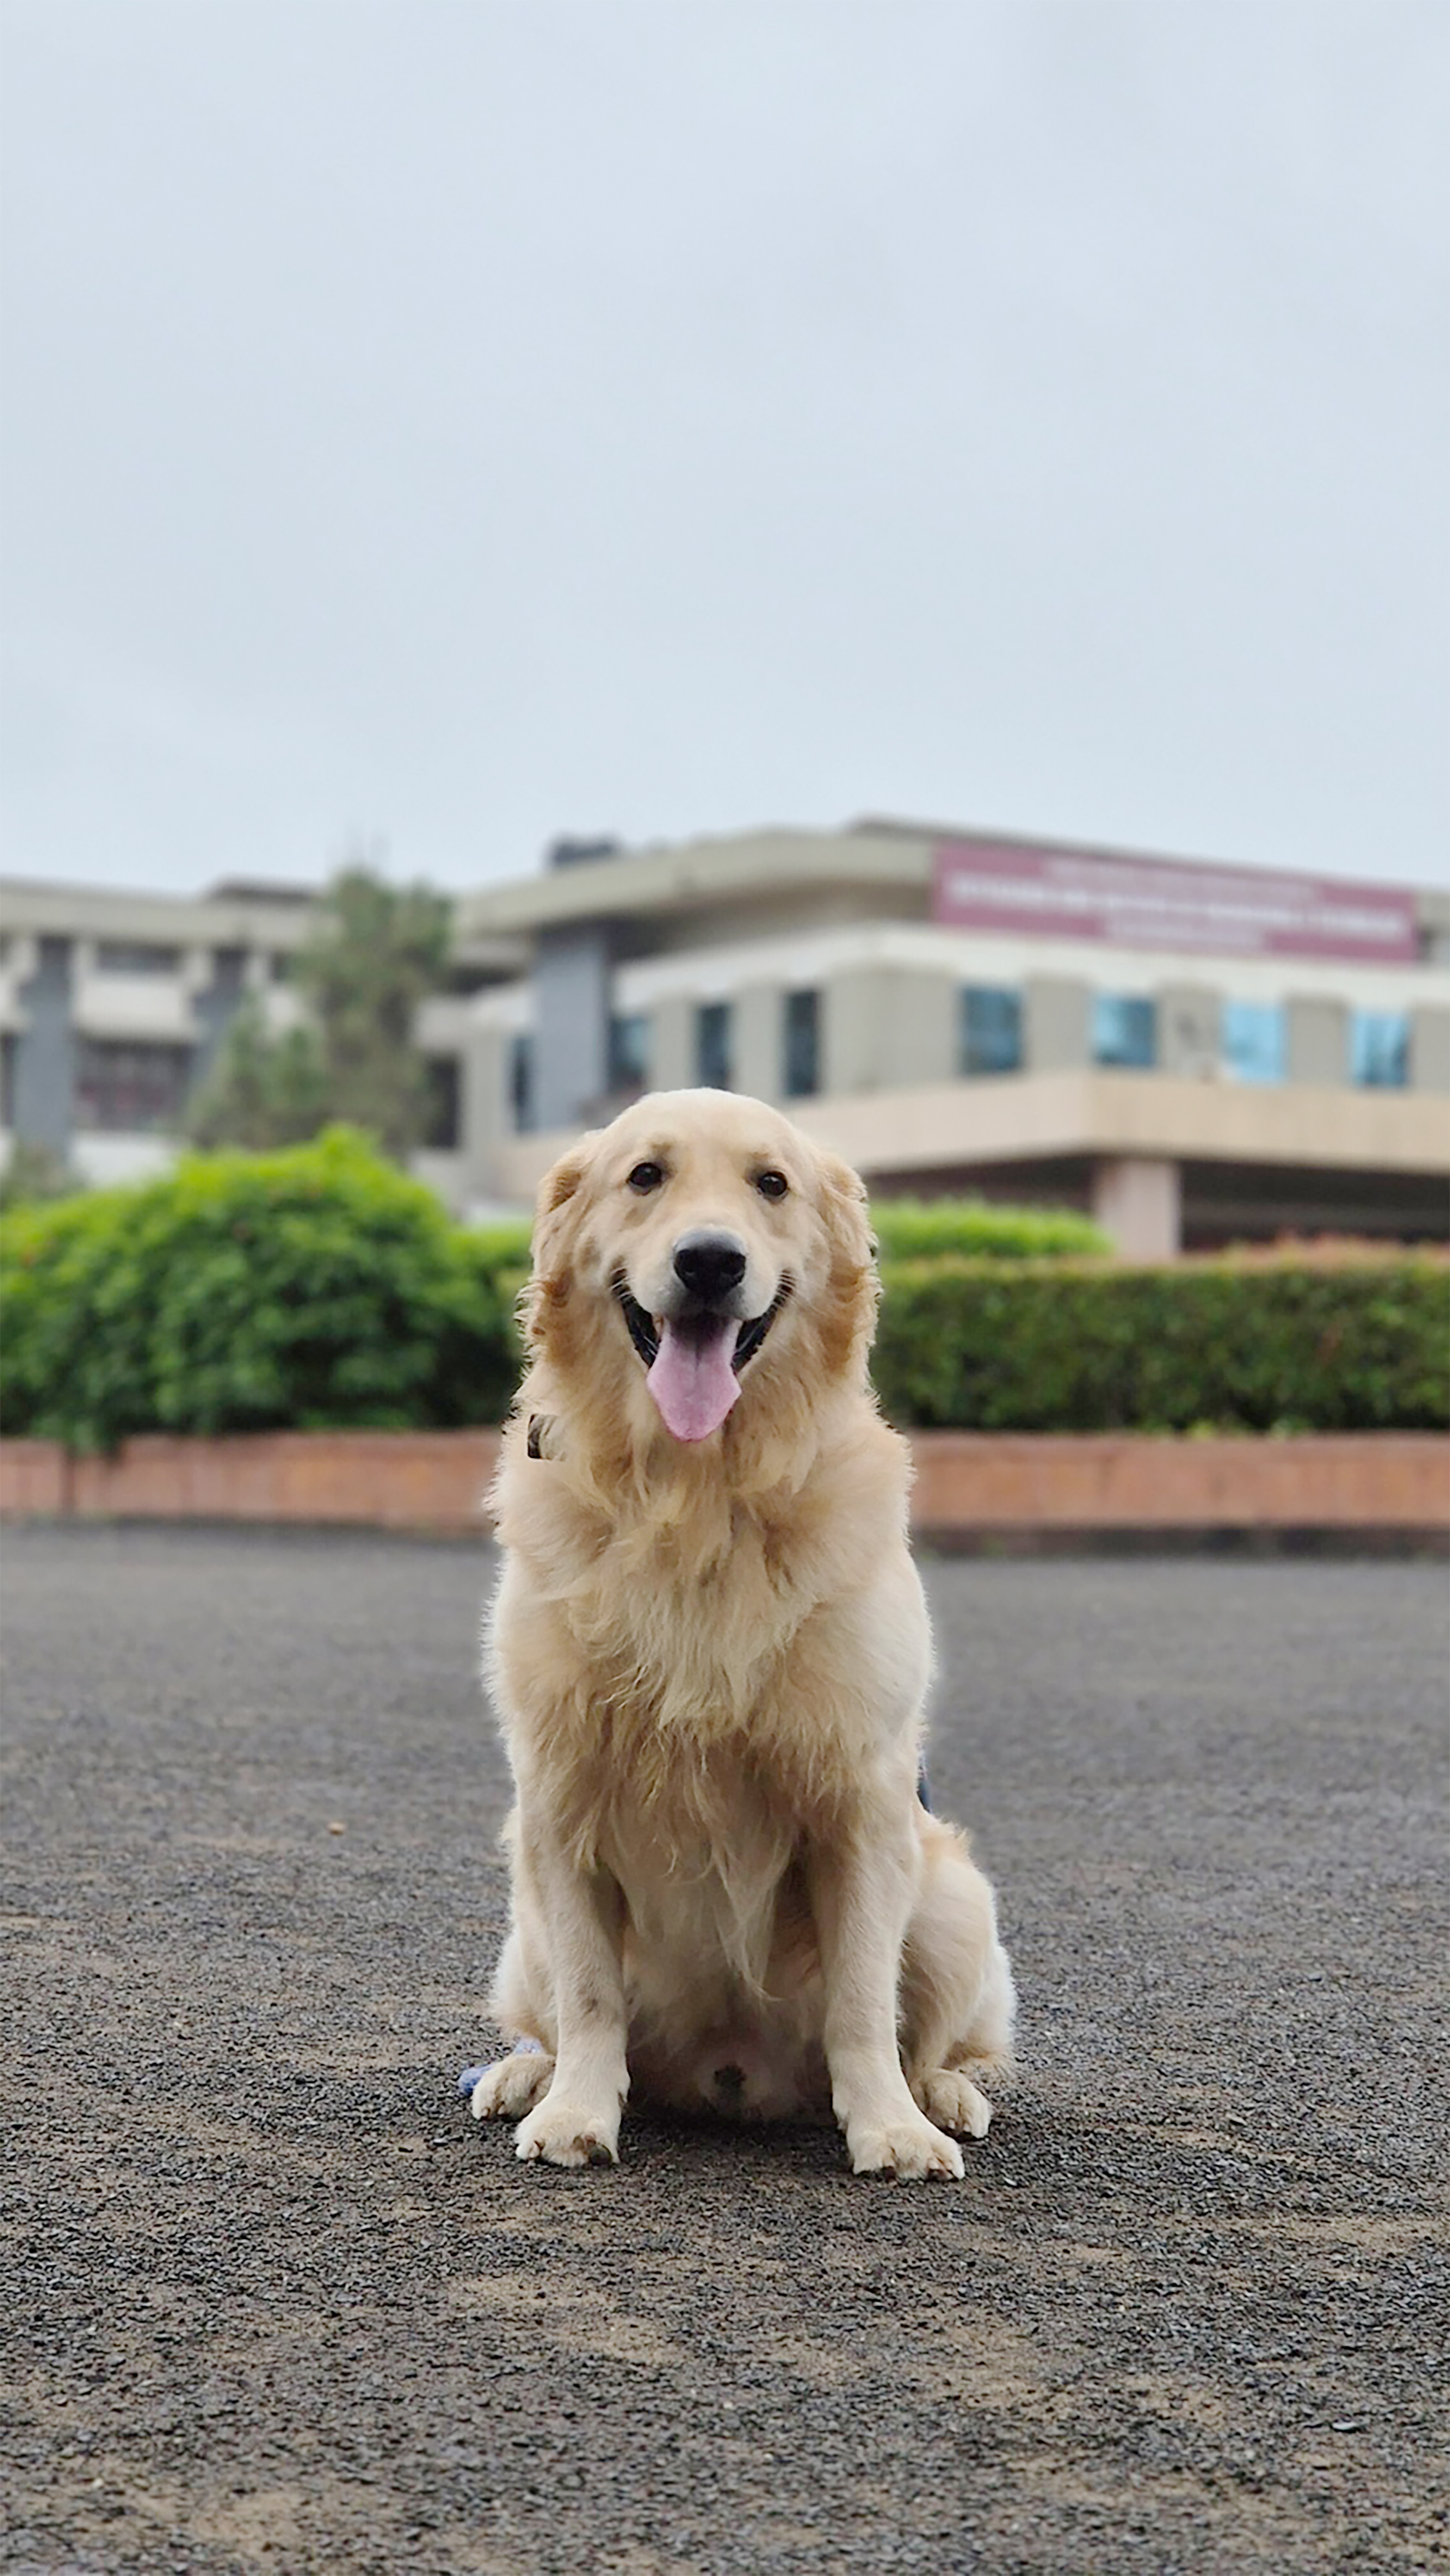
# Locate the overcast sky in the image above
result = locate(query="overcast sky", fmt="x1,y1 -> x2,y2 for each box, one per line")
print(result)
2,0 -> 1445,900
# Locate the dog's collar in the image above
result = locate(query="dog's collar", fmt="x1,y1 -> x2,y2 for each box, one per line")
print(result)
526,1413 -> 559,1460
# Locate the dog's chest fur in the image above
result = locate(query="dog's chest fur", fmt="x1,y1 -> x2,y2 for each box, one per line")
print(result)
495,1466 -> 893,1854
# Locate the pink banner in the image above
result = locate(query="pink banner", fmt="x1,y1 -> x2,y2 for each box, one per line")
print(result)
933,838 -> 1420,964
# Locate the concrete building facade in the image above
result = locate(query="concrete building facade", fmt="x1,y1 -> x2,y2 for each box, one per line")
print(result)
3,820 -> 1448,1254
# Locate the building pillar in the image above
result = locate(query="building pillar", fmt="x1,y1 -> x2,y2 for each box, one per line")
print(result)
884,969 -> 958,1087
1159,985 -> 1221,1078
532,924 -> 612,1128
648,994 -> 693,1094
1287,997 -> 1348,1087
733,983 -> 784,1103
1092,1156 -> 1183,1260
11,936 -> 75,1159
191,946 -> 248,1093
459,1023 -> 508,1203
1409,1005 -> 1450,1094
1025,976 -> 1091,1072
823,965 -> 886,1094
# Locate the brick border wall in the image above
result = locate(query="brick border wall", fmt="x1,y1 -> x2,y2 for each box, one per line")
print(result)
2,1429 -> 1446,1536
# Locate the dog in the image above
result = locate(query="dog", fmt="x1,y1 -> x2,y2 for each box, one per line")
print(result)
469,1087 -> 1015,2177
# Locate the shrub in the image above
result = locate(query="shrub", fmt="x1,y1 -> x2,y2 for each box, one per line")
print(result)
6,1138 -> 1440,1447
869,1198 -> 1108,1261
871,1253 -> 1450,1434
0,1128 -> 517,1450
456,1201 -> 1107,1268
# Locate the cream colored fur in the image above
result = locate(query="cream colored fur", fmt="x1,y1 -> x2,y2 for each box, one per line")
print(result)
471,1088 -> 1015,2178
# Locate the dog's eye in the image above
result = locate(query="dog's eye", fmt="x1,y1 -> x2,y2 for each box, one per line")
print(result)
755,1169 -> 789,1201
627,1161 -> 665,1194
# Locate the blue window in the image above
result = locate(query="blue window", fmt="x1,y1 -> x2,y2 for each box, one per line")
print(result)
510,1032 -> 534,1132
783,989 -> 820,1098
608,1011 -> 650,1094
960,986 -> 1022,1077
1351,1011 -> 1409,1088
1092,994 -> 1157,1069
1221,1000 -> 1286,1085
695,1000 -> 733,1090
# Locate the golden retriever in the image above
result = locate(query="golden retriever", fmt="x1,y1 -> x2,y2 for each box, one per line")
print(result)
469,1087 -> 1015,2178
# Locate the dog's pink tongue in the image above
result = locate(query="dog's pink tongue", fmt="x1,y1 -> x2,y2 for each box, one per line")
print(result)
647,1317 -> 740,1442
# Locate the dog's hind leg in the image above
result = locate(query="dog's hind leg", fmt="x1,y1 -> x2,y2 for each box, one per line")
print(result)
898,1818 -> 1016,2142
469,2042 -> 554,2122
469,1921 -> 557,2122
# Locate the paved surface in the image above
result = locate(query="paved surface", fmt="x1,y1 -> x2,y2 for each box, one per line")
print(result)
2,1525 -> 1445,2576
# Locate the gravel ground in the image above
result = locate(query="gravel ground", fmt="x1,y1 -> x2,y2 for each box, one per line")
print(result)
1,1524 -> 1445,2576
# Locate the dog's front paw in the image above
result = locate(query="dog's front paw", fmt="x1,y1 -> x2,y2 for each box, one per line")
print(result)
847,2111 -> 965,2181
514,2093 -> 621,2169
470,2048 -> 554,2122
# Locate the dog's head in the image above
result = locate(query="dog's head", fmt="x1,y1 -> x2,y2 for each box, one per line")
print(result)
525,1089 -> 876,1449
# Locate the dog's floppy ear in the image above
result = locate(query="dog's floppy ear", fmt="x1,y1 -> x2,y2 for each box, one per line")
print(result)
817,1149 -> 873,1266
814,1147 -> 879,1379
525,1132 -> 600,1352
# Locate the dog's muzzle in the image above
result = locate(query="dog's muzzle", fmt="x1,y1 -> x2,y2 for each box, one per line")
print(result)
612,1278 -> 789,1377
614,1262 -> 791,1443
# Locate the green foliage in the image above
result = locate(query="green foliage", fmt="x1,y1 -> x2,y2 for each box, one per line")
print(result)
871,1254 -> 1450,1433
0,1143 -> 81,1212
185,998 -> 332,1150
463,1215 -> 535,1272
455,1202 -> 1106,1270
0,1129 -> 517,1450
869,1198 -> 1108,1261
6,1137 -> 1442,1449
183,864 -> 453,1158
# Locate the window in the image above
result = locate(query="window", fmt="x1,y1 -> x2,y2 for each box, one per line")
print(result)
510,1032 -> 534,1132
423,1054 -> 461,1151
1351,1010 -> 1409,1089
608,1011 -> 650,1094
1,1032 -> 14,1127
74,1038 -> 193,1131
1092,994 -> 1157,1069
960,986 -> 1022,1078
94,941 -> 180,975
695,1000 -> 733,1090
1221,1000 -> 1286,1085
783,989 -> 820,1098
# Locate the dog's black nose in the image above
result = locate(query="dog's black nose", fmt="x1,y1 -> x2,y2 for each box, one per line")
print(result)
673,1231 -> 747,1303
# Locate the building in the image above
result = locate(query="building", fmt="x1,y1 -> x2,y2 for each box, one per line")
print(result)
0,872 -> 523,1205
3,820 -> 1448,1254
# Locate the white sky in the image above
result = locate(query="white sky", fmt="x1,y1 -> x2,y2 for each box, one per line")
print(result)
1,0 -> 1446,898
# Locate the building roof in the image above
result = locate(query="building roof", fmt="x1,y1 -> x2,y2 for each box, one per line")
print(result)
454,826 -> 933,940
0,875 -> 319,948
455,818 -> 1445,953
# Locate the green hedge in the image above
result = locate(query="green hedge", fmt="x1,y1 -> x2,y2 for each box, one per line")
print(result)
434,1197 -> 1110,1271
0,1129 -> 517,1451
3,1136 -> 1444,1446
869,1198 -> 1108,1261
872,1254 -> 1450,1434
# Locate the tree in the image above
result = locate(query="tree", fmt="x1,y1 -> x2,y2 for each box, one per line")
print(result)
185,1000 -> 331,1151
184,864 -> 453,1159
